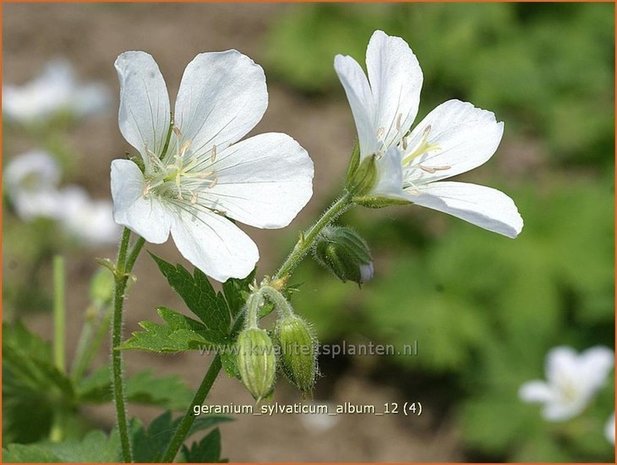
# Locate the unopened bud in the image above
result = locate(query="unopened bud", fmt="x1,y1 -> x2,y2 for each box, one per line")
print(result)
313,226 -> 373,285
236,328 -> 276,401
275,315 -> 318,394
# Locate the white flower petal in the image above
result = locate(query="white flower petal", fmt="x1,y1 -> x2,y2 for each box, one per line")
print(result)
12,190 -> 64,221
578,346 -> 614,391
115,52 -> 171,160
174,51 -> 267,156
110,159 -> 172,243
543,400 -> 584,422
3,60 -> 74,122
406,181 -> 523,238
366,30 -> 423,150
546,346 -> 579,387
4,150 -> 61,192
519,381 -> 555,403
170,208 -> 258,282
58,186 -> 119,245
204,133 -> 314,228
334,54 -> 378,158
404,100 -> 504,184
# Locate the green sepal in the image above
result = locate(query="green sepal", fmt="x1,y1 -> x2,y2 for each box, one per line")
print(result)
346,153 -> 378,196
345,142 -> 361,185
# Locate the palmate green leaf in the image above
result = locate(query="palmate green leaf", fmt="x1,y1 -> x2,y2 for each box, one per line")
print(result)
131,410 -> 232,462
76,366 -> 193,410
181,428 -> 224,463
3,322 -> 75,443
3,429 -> 121,463
150,253 -> 231,333
121,307 -> 227,352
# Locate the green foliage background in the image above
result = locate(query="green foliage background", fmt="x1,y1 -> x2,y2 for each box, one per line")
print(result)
267,2 -> 614,462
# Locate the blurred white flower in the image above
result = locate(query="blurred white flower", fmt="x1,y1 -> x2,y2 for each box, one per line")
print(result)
605,412 -> 615,445
3,59 -> 110,124
298,402 -> 339,432
519,346 -> 614,421
5,150 -> 120,245
111,51 -> 313,282
58,186 -> 120,246
335,30 -> 523,238
4,150 -> 63,220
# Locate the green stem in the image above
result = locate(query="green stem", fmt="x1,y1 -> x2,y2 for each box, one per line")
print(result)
159,352 -> 223,462
260,286 -> 294,318
245,293 -> 261,329
161,192 -> 354,462
53,255 -> 66,373
112,228 -> 146,463
273,191 -> 353,280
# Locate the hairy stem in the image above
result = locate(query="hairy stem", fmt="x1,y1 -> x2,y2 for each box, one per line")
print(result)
273,191 -> 353,280
159,354 -> 224,462
112,228 -> 145,463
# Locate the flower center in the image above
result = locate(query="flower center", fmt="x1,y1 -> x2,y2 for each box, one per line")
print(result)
142,128 -> 218,206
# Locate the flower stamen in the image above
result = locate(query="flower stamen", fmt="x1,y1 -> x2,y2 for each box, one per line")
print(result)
401,125 -> 440,166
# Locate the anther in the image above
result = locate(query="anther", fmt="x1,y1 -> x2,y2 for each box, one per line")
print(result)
180,140 -> 192,158
210,145 -> 217,163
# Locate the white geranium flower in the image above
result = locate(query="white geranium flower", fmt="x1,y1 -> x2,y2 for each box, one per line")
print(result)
519,346 -> 614,421
605,412 -> 615,445
3,59 -> 110,124
111,51 -> 314,282
4,150 -> 63,220
335,30 -> 523,238
58,186 -> 120,246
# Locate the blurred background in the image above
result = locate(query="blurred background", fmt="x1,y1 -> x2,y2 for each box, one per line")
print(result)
3,3 -> 614,462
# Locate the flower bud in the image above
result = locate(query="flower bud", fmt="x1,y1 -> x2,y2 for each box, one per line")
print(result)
313,226 -> 373,285
236,328 -> 276,401
275,315 -> 318,394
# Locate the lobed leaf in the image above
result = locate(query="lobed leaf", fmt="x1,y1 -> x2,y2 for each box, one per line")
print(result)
120,307 -> 227,353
